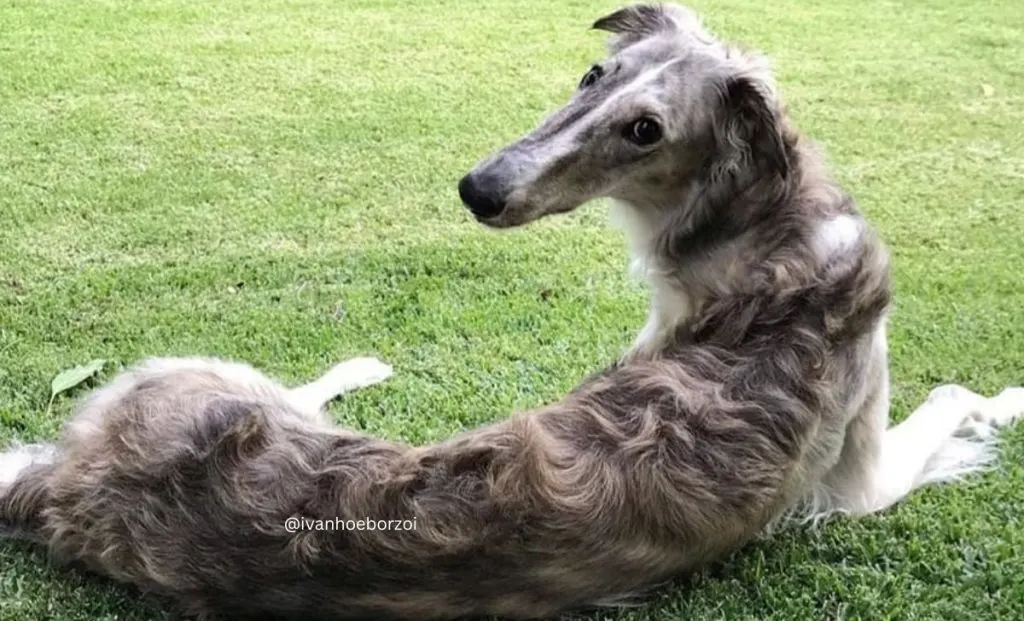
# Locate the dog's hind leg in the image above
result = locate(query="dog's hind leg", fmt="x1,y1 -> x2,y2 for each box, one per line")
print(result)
0,443 -> 59,541
0,443 -> 57,490
286,357 -> 393,418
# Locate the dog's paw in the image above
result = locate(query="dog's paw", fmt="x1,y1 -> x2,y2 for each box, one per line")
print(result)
926,384 -> 1007,438
952,386 -> 1024,436
329,357 -> 394,391
953,418 -> 999,440
985,387 -> 1024,427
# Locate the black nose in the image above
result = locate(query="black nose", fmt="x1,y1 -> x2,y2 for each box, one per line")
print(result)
458,173 -> 506,219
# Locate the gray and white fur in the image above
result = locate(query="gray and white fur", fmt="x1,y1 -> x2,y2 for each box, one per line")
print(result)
2,4 -> 1022,620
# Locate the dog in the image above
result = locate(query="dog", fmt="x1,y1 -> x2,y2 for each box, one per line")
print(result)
2,4 -> 1022,621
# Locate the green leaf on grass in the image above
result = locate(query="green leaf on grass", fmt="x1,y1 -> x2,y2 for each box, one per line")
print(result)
48,359 -> 105,410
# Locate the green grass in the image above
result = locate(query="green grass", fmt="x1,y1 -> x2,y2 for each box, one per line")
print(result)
1,0 -> 1022,619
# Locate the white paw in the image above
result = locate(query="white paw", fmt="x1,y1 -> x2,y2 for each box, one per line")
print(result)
330,357 -> 394,391
985,387 -> 1024,427
953,418 -> 998,440
927,384 -> 1003,437
954,386 -> 1024,434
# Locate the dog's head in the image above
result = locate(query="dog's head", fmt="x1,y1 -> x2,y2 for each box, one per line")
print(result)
458,3 -> 790,229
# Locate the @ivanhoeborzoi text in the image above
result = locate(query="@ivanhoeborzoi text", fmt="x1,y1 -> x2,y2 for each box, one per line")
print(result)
284,516 -> 418,533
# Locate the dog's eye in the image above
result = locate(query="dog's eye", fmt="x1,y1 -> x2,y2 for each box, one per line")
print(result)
625,117 -> 662,146
579,65 -> 603,88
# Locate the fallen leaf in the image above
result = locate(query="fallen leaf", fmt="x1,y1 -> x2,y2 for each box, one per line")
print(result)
48,359 -> 105,412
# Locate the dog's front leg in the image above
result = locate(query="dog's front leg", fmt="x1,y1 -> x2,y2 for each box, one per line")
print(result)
860,384 -> 1022,514
813,380 -> 1022,520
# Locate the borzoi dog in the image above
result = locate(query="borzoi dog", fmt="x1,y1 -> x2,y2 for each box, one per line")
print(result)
2,4 -> 1021,620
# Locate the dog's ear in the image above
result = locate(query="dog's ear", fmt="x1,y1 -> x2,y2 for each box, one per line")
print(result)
592,4 -> 703,49
717,75 -> 789,179
592,4 -> 676,37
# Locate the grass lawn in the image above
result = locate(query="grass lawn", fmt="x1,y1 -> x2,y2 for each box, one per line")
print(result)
2,0 -> 1023,619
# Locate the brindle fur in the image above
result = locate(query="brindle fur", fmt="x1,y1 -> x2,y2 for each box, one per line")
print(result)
2,4 -> 1022,620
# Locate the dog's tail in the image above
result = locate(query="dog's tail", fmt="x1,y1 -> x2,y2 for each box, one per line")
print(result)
0,443 -> 58,542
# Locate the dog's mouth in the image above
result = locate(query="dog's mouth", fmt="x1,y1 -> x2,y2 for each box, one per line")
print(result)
465,195 -> 583,230
472,213 -> 506,228
459,176 -> 530,229
458,165 -> 583,229
469,208 -> 528,230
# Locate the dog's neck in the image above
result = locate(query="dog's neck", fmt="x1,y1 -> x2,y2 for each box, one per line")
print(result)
610,199 -> 701,359
612,150 -> 825,360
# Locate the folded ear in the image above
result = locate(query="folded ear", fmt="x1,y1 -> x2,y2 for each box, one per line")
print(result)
717,75 -> 790,179
592,4 -> 704,49
592,4 -> 677,37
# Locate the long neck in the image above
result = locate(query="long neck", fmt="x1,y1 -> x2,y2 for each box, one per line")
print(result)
616,146 -> 849,359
